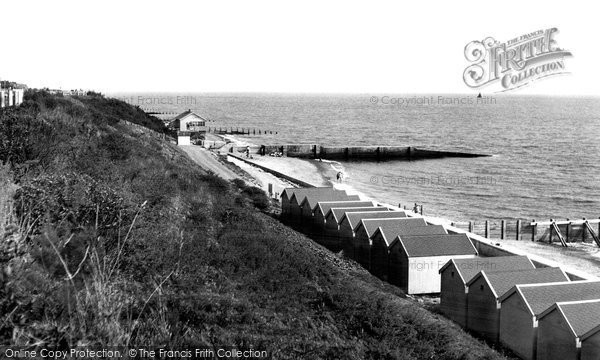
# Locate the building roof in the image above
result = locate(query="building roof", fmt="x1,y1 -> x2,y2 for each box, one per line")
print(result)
343,211 -> 407,231
301,192 -> 360,210
172,110 -> 207,121
438,256 -> 534,284
392,234 -> 477,257
329,206 -> 384,224
539,299 -> 600,340
168,110 -> 208,129
374,224 -> 447,247
317,201 -> 374,217
288,187 -> 340,205
282,187 -> 335,200
499,281 -> 600,316
467,267 -> 569,299
360,218 -> 428,238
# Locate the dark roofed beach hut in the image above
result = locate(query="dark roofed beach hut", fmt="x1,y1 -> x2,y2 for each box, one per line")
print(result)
338,211 -> 406,259
498,281 -> 600,360
354,218 -> 427,269
439,255 -> 535,327
387,234 -> 478,294
537,299 -> 600,360
369,224 -> 447,280
285,187 -> 340,221
325,206 -> 386,232
299,192 -> 360,224
466,267 -> 569,342
313,201 -> 374,230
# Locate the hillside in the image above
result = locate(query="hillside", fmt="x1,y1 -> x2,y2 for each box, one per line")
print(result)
0,91 -> 509,359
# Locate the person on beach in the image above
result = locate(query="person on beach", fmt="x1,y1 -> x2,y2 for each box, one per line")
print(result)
246,146 -> 250,158
336,171 -> 343,183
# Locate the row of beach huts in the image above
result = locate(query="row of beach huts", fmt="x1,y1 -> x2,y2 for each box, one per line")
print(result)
280,186 -> 600,360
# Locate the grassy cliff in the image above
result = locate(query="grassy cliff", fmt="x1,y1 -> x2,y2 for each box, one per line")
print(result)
0,91 -> 508,359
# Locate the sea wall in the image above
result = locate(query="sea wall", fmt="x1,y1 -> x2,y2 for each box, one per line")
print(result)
227,153 -> 317,188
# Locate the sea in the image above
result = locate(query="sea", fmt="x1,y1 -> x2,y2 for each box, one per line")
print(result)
112,93 -> 600,222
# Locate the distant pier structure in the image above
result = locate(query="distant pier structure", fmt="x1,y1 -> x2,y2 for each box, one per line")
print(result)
167,110 -> 208,145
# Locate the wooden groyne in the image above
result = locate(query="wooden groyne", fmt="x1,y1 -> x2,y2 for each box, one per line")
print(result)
251,144 -> 489,160
207,127 -> 279,136
451,218 -> 600,247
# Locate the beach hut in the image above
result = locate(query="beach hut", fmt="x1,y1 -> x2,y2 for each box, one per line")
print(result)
281,187 -> 303,217
439,255 -> 535,327
321,206 -> 384,251
313,201 -> 374,229
466,267 -> 569,342
324,206 -> 386,232
282,187 -> 337,218
354,218 -> 427,269
299,193 -> 360,225
387,234 -> 478,294
498,281 -> 600,360
310,202 -> 374,250
369,224 -> 447,280
338,211 -> 406,259
287,188 -> 345,221
537,299 -> 600,360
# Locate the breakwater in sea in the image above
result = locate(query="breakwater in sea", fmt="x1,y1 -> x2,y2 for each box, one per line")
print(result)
230,144 -> 490,161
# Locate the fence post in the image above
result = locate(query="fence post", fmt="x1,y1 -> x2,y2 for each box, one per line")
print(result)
516,219 -> 521,240
531,219 -> 537,241
485,220 -> 490,238
469,221 -> 474,233
501,220 -> 506,239
583,217 -> 587,242
566,219 -> 570,243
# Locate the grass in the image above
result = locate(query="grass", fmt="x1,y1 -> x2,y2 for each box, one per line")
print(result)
0,90 -> 511,359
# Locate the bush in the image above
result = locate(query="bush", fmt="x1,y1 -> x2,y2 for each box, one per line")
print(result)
231,179 -> 270,210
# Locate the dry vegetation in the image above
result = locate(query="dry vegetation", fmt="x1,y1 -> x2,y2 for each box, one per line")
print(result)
0,91 -> 509,359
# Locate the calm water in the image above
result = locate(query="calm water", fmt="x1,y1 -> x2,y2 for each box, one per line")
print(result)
113,93 -> 600,222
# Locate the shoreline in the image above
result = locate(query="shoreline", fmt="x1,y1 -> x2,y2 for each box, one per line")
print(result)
218,134 -> 456,224
200,133 -> 598,280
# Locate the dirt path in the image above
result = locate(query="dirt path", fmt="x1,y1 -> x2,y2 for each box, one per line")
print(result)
179,145 -> 239,180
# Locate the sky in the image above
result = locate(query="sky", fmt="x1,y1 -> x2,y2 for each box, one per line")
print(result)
1,0 -> 598,95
